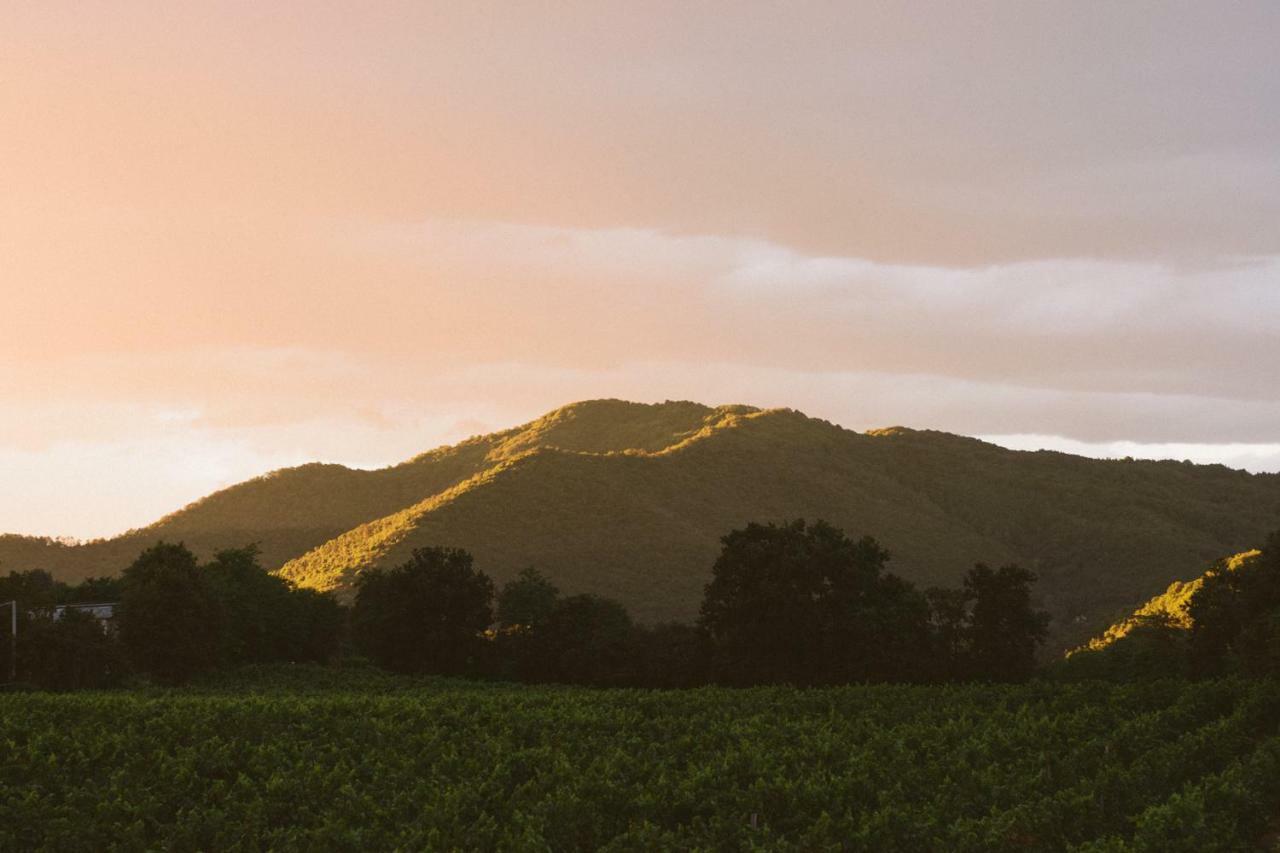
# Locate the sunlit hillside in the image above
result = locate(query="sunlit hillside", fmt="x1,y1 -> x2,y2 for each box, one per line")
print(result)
0,402 -> 750,580
4,399 -> 1279,652
1073,549 -> 1263,653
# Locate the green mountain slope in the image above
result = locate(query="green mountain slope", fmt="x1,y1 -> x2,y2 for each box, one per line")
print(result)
4,399 -> 1279,652
1073,549 -> 1262,653
0,401 -> 750,579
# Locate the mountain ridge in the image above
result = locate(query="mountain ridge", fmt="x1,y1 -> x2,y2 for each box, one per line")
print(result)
4,398 -> 1279,652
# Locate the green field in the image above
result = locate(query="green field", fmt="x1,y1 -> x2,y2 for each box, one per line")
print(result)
4,669 -> 1280,851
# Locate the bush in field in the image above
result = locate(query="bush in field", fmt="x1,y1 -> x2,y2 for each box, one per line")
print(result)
351,547 -> 494,675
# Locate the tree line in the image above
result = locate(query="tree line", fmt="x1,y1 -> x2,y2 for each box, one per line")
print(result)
348,519 -> 1050,687
0,517 -> 1082,689
0,543 -> 340,689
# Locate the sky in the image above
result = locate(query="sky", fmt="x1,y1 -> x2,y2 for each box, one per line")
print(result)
2,2 -> 1279,539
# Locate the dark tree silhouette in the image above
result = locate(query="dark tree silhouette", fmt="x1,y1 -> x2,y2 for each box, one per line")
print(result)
21,608 -> 124,690
925,587 -> 970,680
204,546 -> 342,665
496,567 -> 560,630
351,547 -> 494,676
699,519 -> 929,685
118,542 -> 222,685
536,594 -> 636,686
963,563 -> 1050,682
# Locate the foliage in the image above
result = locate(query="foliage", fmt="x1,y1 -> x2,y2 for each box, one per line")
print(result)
496,566 -> 560,630
351,547 -> 494,675
531,594 -> 637,686
700,520 -> 923,684
494,569 -> 711,687
3,676 -> 1280,850
117,543 -> 222,685
203,546 -> 342,666
1062,534 -> 1280,681
698,520 -> 1047,685
964,563 -> 1051,682
0,569 -> 129,687
630,622 -> 712,688
17,609 -> 124,691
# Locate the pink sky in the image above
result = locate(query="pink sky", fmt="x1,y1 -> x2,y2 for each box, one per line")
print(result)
3,2 -> 1279,538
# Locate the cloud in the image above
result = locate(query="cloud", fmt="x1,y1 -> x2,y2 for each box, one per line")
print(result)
980,435 -> 1280,476
6,352 -> 1280,539
4,2 -> 1279,537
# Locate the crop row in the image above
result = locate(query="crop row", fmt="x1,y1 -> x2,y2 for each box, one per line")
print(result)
2,678 -> 1277,851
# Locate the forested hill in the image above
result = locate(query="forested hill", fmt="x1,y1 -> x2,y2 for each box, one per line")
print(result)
4,399 -> 1279,652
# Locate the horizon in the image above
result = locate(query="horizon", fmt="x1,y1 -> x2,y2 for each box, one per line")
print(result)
4,3 -> 1278,538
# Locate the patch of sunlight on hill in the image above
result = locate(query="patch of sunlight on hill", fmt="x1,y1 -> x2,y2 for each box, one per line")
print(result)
1073,550 -> 1263,654
277,453 -> 546,595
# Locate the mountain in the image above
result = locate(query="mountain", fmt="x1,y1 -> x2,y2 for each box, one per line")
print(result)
3,399 -> 1279,652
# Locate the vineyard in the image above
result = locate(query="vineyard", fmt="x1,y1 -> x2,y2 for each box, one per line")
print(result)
3,671 -> 1280,851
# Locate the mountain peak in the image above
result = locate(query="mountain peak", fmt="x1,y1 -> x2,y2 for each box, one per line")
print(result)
488,399 -> 760,458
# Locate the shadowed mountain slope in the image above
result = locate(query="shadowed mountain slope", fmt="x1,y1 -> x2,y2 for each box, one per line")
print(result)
4,399 -> 1279,652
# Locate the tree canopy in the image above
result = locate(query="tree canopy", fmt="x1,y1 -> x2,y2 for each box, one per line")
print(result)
351,547 -> 494,675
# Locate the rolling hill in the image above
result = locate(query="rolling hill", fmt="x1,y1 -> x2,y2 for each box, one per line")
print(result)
4,399 -> 1279,652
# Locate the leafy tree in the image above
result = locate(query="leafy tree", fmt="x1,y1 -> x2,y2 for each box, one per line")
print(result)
925,587 -> 971,679
0,569 -> 128,688
62,576 -> 124,603
117,542 -> 222,685
204,546 -> 292,665
699,520 -> 828,685
351,547 -> 494,675
0,568 -> 65,614
496,567 -> 560,630
536,594 -> 636,686
493,567 -> 561,682
20,608 -> 124,690
1187,533 -> 1280,677
826,562 -> 931,683
700,519 -> 929,685
203,546 -> 344,666
964,563 -> 1050,682
279,587 -> 345,664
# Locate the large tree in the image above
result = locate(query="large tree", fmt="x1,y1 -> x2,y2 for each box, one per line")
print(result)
963,563 -> 1050,682
117,542 -> 222,685
699,519 -> 929,685
496,567 -> 560,631
351,547 -> 494,675
536,594 -> 636,686
204,546 -> 343,666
